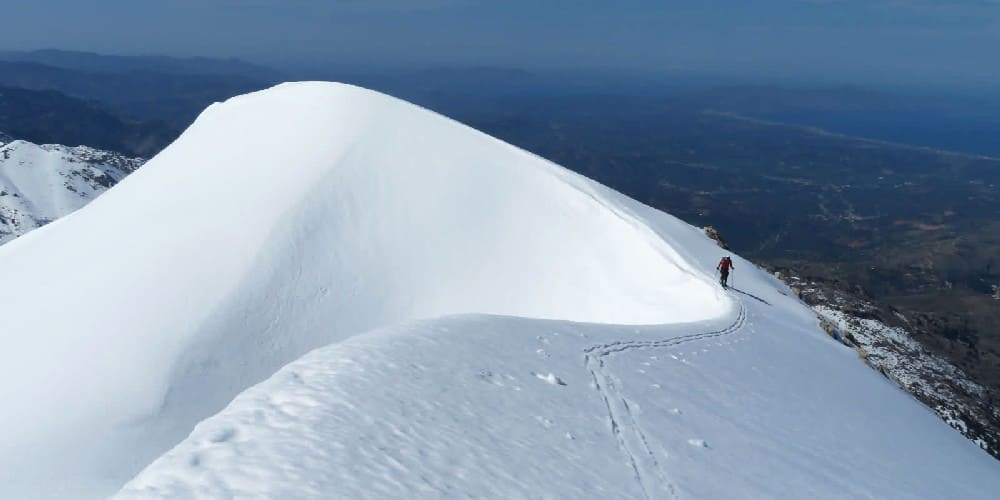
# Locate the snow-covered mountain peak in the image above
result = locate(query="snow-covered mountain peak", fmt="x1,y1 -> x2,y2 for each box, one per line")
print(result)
1,83 -> 997,498
145,81 -> 724,326
0,137 -> 143,243
0,82 -> 727,497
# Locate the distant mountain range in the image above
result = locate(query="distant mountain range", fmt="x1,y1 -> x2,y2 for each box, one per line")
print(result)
0,85 -> 174,156
0,49 -> 282,80
0,51 -> 285,156
0,59 -> 274,125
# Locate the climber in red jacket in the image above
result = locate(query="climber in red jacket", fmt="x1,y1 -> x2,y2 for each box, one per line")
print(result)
717,256 -> 734,289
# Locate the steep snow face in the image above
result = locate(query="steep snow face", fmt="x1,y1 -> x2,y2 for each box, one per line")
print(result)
0,83 -> 725,498
0,137 -> 143,244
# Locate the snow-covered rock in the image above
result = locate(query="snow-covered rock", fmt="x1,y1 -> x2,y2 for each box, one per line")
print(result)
779,268 -> 1000,460
814,304 -> 1000,457
0,83 -> 997,499
0,136 -> 143,244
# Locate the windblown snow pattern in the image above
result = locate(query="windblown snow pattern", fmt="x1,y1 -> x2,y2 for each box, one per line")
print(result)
0,82 -> 997,499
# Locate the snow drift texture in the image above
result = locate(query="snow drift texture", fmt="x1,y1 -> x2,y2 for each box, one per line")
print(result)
1,82 -> 997,499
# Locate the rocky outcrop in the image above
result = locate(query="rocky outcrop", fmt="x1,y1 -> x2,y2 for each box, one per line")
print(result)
703,226 -> 731,250
780,270 -> 999,460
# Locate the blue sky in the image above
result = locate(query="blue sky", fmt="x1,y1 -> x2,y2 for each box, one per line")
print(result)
2,0 -> 999,85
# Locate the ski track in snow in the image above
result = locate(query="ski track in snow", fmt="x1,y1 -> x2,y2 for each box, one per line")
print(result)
584,302 -> 748,499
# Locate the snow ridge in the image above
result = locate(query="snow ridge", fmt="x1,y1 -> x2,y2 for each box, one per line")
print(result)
0,82 -> 724,499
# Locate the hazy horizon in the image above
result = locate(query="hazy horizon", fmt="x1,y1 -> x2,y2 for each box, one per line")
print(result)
1,1 -> 998,90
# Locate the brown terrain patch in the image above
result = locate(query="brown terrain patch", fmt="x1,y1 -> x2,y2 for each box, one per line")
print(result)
894,220 -> 946,231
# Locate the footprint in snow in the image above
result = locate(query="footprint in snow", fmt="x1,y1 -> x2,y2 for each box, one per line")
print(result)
687,438 -> 709,448
208,427 -> 237,444
536,348 -> 550,359
476,370 -> 504,386
535,416 -> 555,428
532,372 -> 566,386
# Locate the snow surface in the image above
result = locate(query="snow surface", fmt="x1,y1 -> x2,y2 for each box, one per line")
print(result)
1,82 -> 997,498
118,294 -> 1000,499
0,138 -> 143,244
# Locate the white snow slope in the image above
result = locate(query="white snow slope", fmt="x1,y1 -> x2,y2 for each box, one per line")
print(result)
0,137 -> 143,244
0,82 -> 997,499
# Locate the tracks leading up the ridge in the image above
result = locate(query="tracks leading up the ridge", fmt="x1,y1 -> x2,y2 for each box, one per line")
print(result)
584,302 -> 748,499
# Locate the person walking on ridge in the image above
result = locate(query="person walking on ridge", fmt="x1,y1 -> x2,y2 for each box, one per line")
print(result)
717,256 -> 734,289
